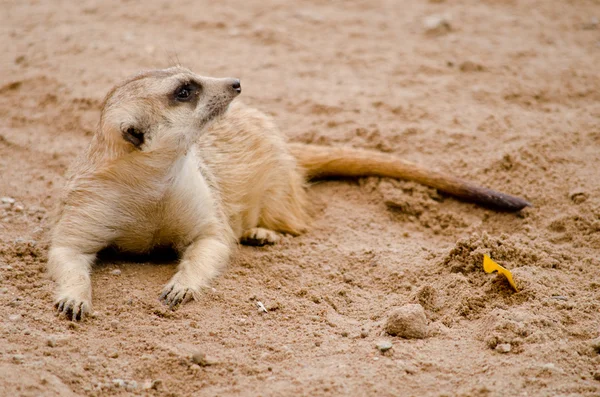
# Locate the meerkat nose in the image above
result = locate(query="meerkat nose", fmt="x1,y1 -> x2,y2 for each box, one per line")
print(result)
231,79 -> 241,94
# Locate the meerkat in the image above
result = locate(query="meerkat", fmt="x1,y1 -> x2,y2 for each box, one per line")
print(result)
48,66 -> 530,320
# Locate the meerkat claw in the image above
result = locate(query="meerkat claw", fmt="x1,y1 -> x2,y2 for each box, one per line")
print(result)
55,298 -> 89,321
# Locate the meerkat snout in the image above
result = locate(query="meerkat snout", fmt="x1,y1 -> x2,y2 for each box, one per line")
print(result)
231,79 -> 241,94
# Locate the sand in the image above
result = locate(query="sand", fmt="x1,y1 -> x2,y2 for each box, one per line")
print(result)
1,0 -> 599,395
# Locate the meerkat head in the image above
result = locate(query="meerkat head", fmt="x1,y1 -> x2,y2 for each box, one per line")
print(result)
98,66 -> 241,155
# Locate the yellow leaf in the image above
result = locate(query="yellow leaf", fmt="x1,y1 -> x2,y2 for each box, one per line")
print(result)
483,254 -> 518,292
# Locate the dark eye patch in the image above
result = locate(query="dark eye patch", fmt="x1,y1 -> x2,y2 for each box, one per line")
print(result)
122,126 -> 144,147
172,81 -> 201,103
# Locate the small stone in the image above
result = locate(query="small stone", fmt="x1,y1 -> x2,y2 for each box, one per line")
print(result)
256,301 -> 267,313
47,337 -> 57,347
593,371 -> 600,381
125,381 -> 138,391
112,379 -> 126,388
385,304 -> 428,339
423,15 -> 451,35
459,61 -> 485,72
8,314 -> 21,321
109,351 -> 119,359
376,341 -> 393,352
360,330 -> 369,338
589,337 -> 600,353
540,363 -> 556,371
12,354 -> 24,364
110,320 -> 119,329
9,299 -> 23,307
583,17 -> 599,30
111,269 -> 122,276
569,189 -> 588,204
0,287 -> 8,294
496,343 -> 511,354
191,351 -> 216,367
150,379 -> 162,390
293,10 -> 325,23
551,295 -> 568,301
13,205 -> 24,212
1,197 -> 15,204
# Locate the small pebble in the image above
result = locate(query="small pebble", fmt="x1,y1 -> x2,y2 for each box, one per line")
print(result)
551,295 -> 568,301
376,341 -> 393,352
110,320 -> 119,329
125,381 -> 138,391
496,343 -> 511,354
112,379 -> 126,388
256,301 -> 267,313
385,304 -> 428,339
13,354 -> 24,364
191,351 -> 216,367
589,337 -> 600,353
47,337 -> 57,347
109,351 -> 119,359
111,269 -> 122,276
459,61 -> 485,72
423,14 -> 452,35
150,379 -> 162,390
8,314 -> 21,321
569,189 -> 588,204
540,363 -> 556,371
360,330 -> 369,338
1,197 -> 15,204
9,299 -> 23,307
14,205 -> 24,212
583,17 -> 599,30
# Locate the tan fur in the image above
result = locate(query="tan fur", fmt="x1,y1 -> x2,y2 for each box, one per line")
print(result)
288,144 -> 531,211
49,66 -> 529,320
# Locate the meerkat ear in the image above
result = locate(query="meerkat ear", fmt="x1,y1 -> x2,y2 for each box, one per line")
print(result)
122,126 -> 144,148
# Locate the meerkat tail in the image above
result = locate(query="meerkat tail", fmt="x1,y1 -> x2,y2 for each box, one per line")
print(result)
288,143 -> 531,211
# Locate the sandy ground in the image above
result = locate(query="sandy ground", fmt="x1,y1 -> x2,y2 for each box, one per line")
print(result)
1,0 -> 600,396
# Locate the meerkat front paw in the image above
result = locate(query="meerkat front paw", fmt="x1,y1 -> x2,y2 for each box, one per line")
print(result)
240,227 -> 280,246
159,274 -> 201,309
55,294 -> 92,321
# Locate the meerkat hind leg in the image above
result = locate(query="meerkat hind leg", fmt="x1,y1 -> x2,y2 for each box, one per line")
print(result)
240,227 -> 281,246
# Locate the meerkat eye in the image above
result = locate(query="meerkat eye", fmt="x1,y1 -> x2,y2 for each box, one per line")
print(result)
173,81 -> 200,103
175,83 -> 193,101
176,86 -> 190,100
